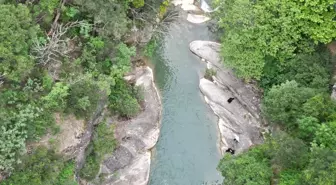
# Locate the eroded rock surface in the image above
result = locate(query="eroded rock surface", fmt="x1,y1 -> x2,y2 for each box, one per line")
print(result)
100,66 -> 161,185
190,40 -> 264,154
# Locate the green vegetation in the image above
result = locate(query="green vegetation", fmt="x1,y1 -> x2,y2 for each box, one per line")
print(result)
2,147 -> 77,185
204,68 -> 217,81
214,0 -> 336,184
214,0 -> 336,80
80,123 -> 117,180
0,0 -> 162,183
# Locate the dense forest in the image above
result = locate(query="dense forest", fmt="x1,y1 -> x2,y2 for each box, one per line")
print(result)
214,0 -> 336,184
0,0 -> 167,184
1,0 -> 336,184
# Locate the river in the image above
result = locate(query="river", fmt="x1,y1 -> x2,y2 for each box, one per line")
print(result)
148,7 -> 223,185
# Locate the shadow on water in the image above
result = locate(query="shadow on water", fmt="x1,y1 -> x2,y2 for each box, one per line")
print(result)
149,8 -> 223,185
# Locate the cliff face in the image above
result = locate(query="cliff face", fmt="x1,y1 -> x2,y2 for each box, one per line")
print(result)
190,41 -> 265,154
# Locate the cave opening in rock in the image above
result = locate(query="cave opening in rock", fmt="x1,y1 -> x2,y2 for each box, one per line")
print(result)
227,97 -> 235,103
225,148 -> 235,154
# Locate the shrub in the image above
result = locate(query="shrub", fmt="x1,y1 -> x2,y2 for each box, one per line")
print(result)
79,152 -> 100,181
109,78 -> 141,118
262,81 -> 315,128
67,79 -> 100,118
93,123 -> 117,159
1,147 -> 66,185
204,68 -> 217,81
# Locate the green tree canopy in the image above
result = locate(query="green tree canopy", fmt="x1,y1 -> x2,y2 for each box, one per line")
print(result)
262,81 -> 315,127
218,145 -> 272,185
214,0 -> 336,79
0,4 -> 39,81
302,148 -> 336,185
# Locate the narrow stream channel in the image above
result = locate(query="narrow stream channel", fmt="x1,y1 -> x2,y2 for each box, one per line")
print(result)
149,9 -> 223,185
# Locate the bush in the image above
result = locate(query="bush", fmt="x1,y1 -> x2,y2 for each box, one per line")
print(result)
218,146 -> 272,185
79,153 -> 100,181
144,39 -> 157,58
262,81 -> 315,128
260,51 -> 332,91
80,123 -> 116,181
67,79 -> 100,119
93,123 -> 117,159
43,82 -> 69,111
109,78 -> 141,118
132,0 -> 145,8
1,147 -> 73,185
204,68 -> 217,81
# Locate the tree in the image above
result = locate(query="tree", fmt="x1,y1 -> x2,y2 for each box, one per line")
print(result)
302,148 -> 336,185
262,81 -> 315,127
313,121 -> 336,150
213,0 -> 336,80
297,116 -> 320,142
0,4 -> 39,81
302,94 -> 336,122
269,132 -> 309,170
67,78 -> 100,118
218,145 -> 272,185
1,147 -> 74,185
42,82 -> 69,110
74,0 -> 131,40
260,50 -> 332,91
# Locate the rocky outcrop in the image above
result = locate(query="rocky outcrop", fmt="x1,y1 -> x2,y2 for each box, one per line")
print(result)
190,40 -> 265,154
99,67 -> 161,185
173,0 -> 210,23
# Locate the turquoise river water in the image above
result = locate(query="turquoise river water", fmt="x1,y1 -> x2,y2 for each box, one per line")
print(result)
149,11 -> 223,185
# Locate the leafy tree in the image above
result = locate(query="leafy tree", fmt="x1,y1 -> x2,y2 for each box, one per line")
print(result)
214,0 -> 336,79
269,133 -> 309,170
262,81 -> 315,127
93,123 -> 117,159
1,147 -> 74,185
302,148 -> 336,185
42,82 -> 69,111
0,4 -> 39,81
132,0 -> 145,8
260,51 -> 332,91
302,93 -> 336,122
67,79 -> 100,118
297,116 -> 320,142
111,43 -> 136,77
278,170 -> 303,185
79,152 -> 100,181
74,0 -> 131,39
109,78 -> 140,118
313,121 -> 336,150
218,145 -> 272,185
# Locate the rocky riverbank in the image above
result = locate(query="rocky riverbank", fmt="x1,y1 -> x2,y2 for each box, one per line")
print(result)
100,67 -> 161,185
76,66 -> 161,185
190,41 -> 265,154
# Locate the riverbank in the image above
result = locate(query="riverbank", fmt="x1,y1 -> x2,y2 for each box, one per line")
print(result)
190,41 -> 265,154
97,66 -> 162,185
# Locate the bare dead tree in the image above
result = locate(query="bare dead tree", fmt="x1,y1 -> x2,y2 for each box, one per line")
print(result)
31,21 -> 89,80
